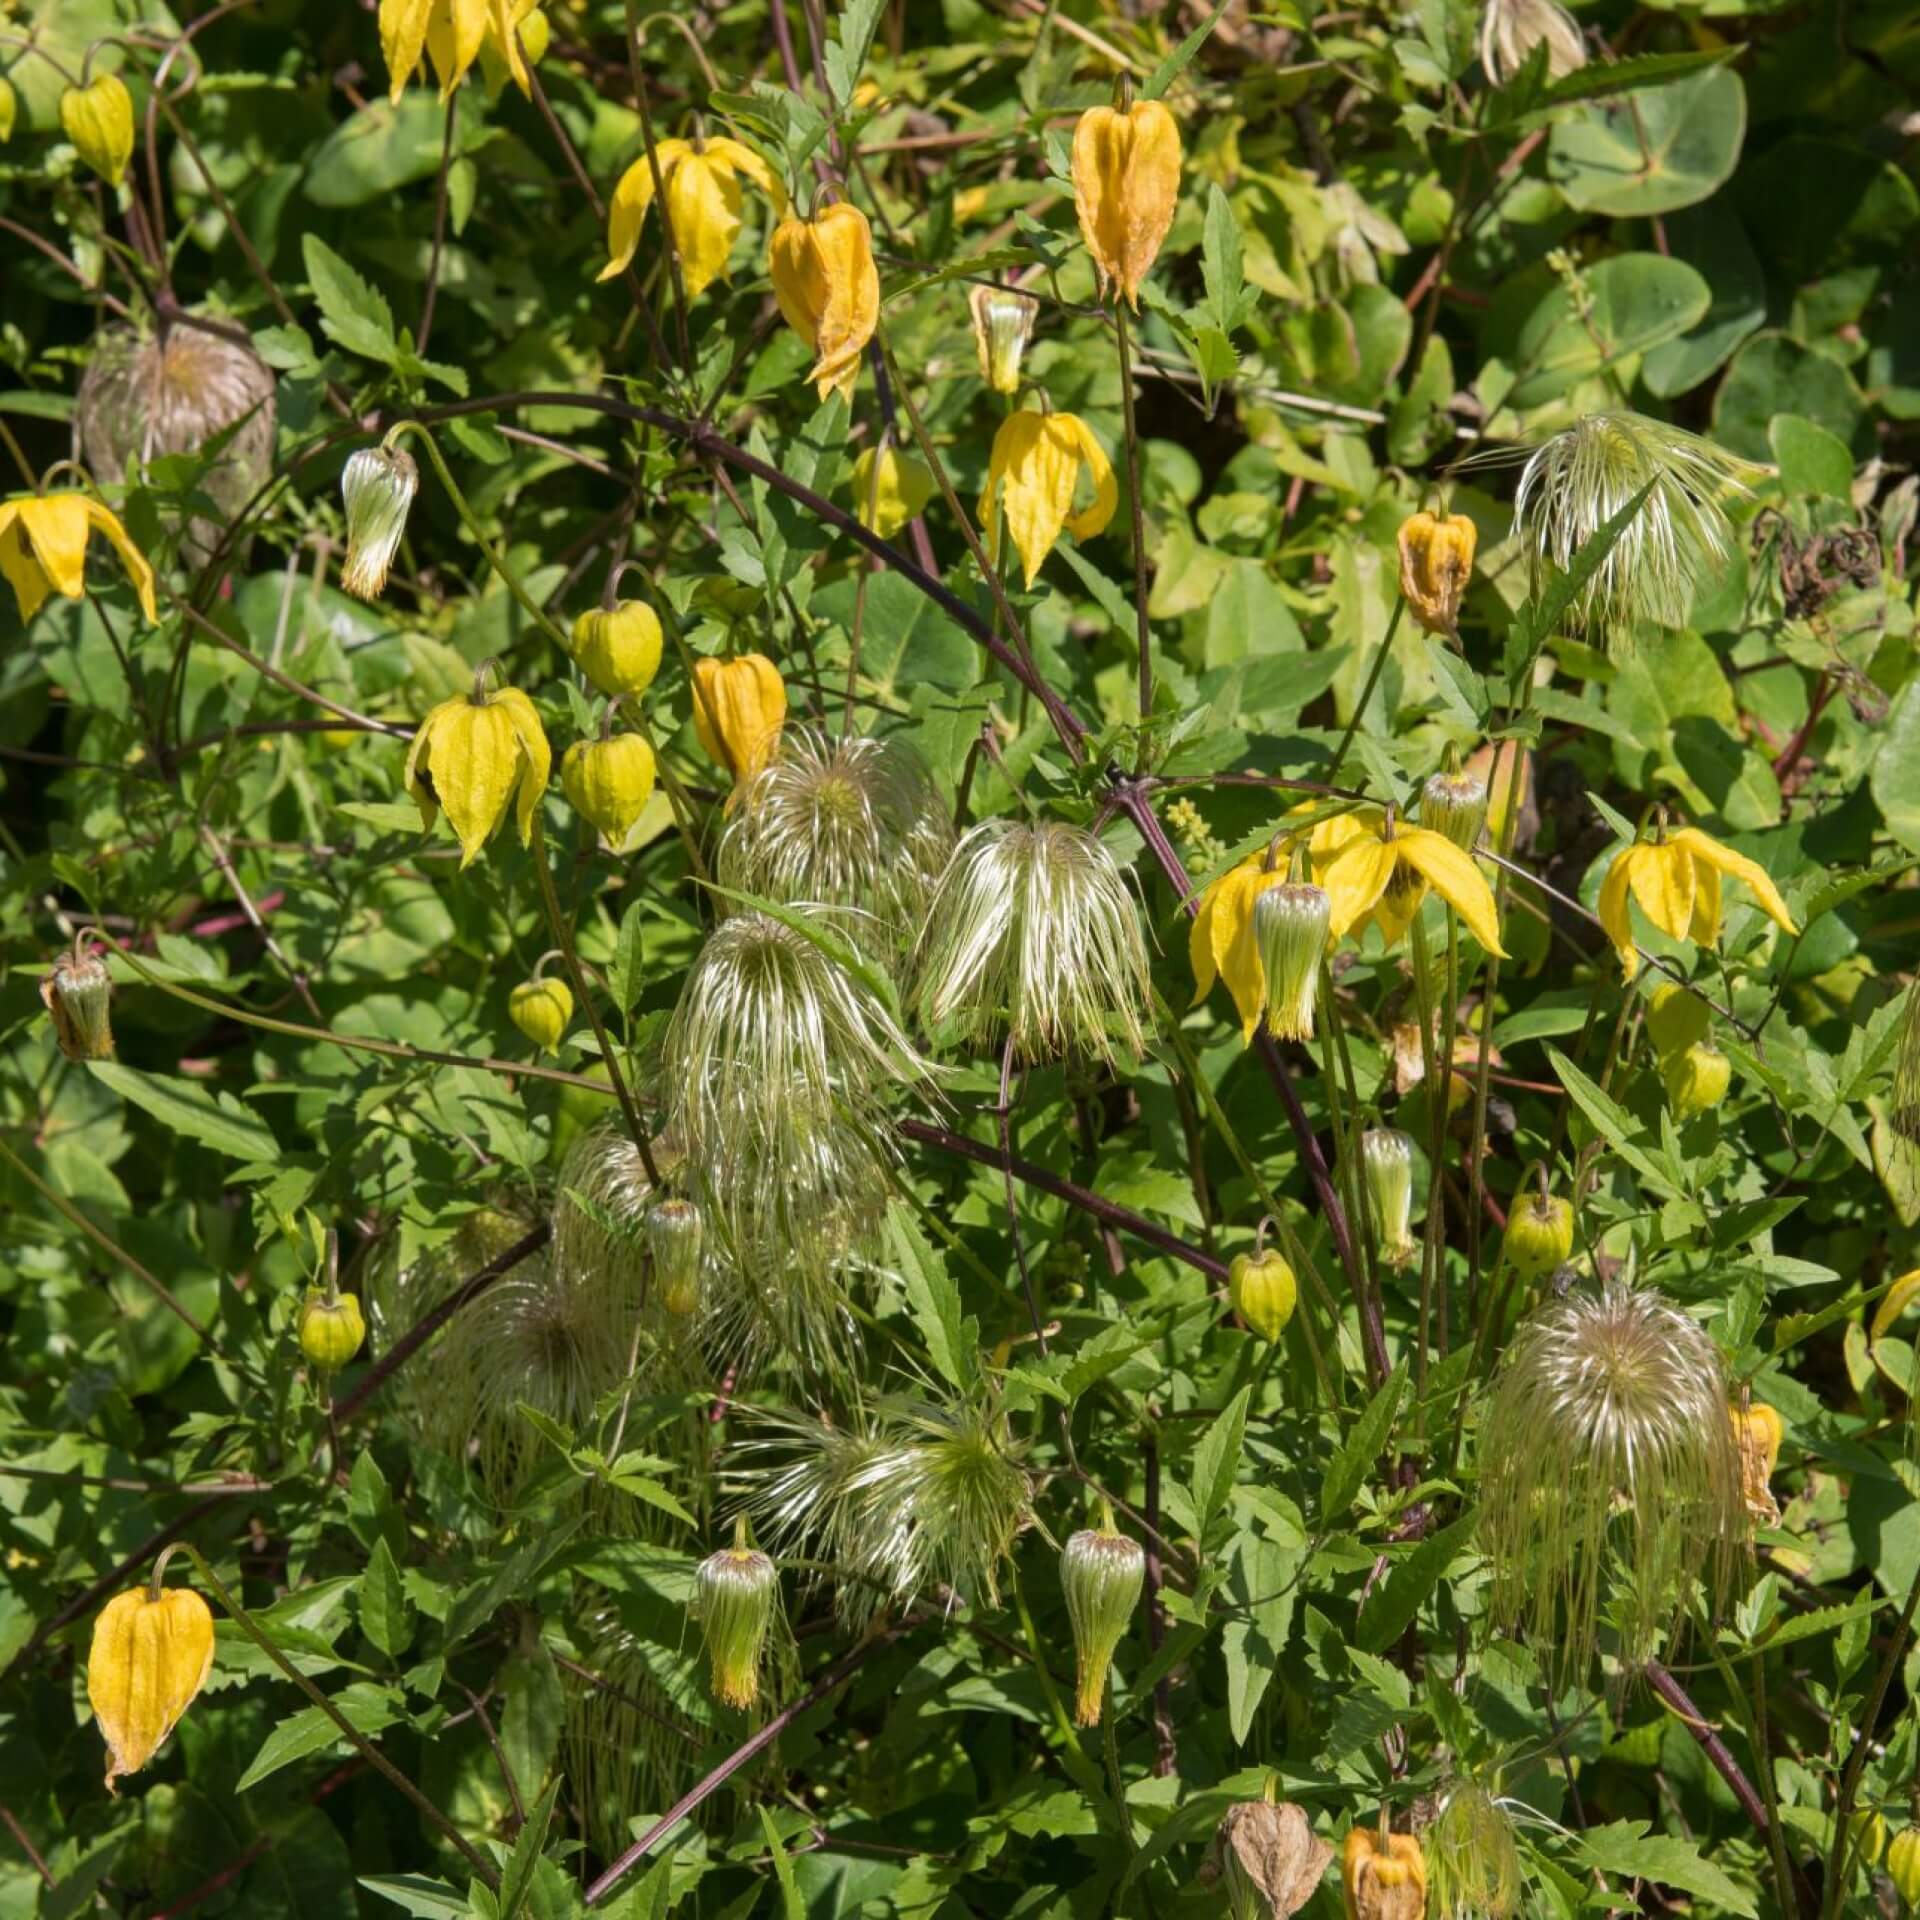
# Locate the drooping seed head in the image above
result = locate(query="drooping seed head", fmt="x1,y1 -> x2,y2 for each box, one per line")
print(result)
1426,1780 -> 1522,1920
692,1541 -> 779,1710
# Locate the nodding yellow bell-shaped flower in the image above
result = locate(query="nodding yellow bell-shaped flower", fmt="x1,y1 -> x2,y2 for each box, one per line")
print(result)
380,0 -> 528,101
87,1563 -> 215,1793
1312,808 -> 1506,958
979,407 -> 1117,588
61,73 -> 135,187
769,200 -> 881,402
298,1287 -> 367,1373
1397,510 -> 1477,636
562,731 -> 658,847
1342,1827 -> 1427,1920
850,445 -> 933,542
403,662 -> 551,867
569,599 -> 663,699
0,489 -> 158,625
1886,1823 -> 1920,1903
509,973 -> 573,1052
1645,980 -> 1711,1061
1228,1240 -> 1297,1342
1664,1040 -> 1730,1120
599,134 -> 787,293
1731,1400 -> 1785,1526
1071,90 -> 1182,309
1597,821 -> 1796,980
692,653 -> 786,785
1502,1189 -> 1574,1283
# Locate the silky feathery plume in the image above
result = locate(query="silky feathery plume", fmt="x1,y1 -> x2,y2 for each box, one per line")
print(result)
599,134 -> 786,292
1360,1128 -> 1418,1269
0,489 -> 158,626
979,407 -> 1118,586
914,818 -> 1152,1068
733,1390 -> 1033,1622
1426,1780 -> 1523,1920
1342,1827 -> 1427,1920
548,1123 -> 656,1307
849,445 -> 933,541
1252,881 -> 1332,1043
298,1286 -> 366,1374
1664,1041 -> 1730,1121
1500,1189 -> 1573,1285
1201,1796 -> 1334,1920
1478,1280 -> 1745,1683
41,940 -> 115,1061
87,1560 -> 215,1792
404,662 -> 551,867
562,730 -> 658,849
1071,90 -> 1182,309
662,908 -> 930,1291
1507,412 -> 1752,649
1418,769 -> 1489,853
692,653 -> 788,786
1731,1400 -> 1785,1526
1311,808 -> 1506,957
1479,0 -> 1587,84
77,323 -> 276,563
1598,820 -> 1795,980
1229,1226 -> 1298,1343
715,729 -> 954,958
647,1198 -> 704,1316
338,445 -> 419,602
969,283 -> 1039,394
1397,510 -> 1477,637
569,600 -> 663,699
770,200 -> 881,401
1061,1515 -> 1146,1725
692,1525 -> 780,1710
61,73 -> 134,186
509,970 -> 572,1053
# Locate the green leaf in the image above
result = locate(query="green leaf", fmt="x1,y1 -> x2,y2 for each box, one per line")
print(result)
1547,67 -> 1747,218
1577,1820 -> 1758,1916
1356,1510 -> 1477,1653
359,1536 -> 416,1661
1769,413 -> 1855,503
236,1682 -> 404,1792
1320,1362 -> 1407,1522
1189,1387 -> 1250,1542
1141,1 -> 1228,99
1201,184 -> 1249,336
1504,254 -> 1711,409
89,1062 -> 278,1164
498,1778 -> 563,1920
359,1877 -> 470,1918
302,234 -> 399,367
1548,1047 -> 1682,1198
757,1808 -> 806,1920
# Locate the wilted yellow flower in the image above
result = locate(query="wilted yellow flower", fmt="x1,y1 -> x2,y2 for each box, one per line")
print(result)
87,1576 -> 215,1792
404,668 -> 552,866
1342,1828 -> 1426,1920
770,200 -> 881,402
979,408 -> 1117,587
61,73 -> 134,186
599,135 -> 786,294
381,0 -> 534,100
569,599 -> 663,699
562,732 -> 657,846
850,446 -> 932,541
1397,510 -> 1476,637
968,283 -> 1039,394
1312,809 -> 1506,957
0,491 -> 158,625
1071,94 -> 1182,309
1597,824 -> 1796,980
692,653 -> 786,784
1731,1401 -> 1784,1526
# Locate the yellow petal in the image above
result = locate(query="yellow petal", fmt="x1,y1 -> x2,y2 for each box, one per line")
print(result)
1059,414 -> 1118,543
693,654 -> 787,783
1188,876 -> 1223,1005
402,699 -> 445,834
484,0 -> 529,94
1070,101 -> 1182,308
87,1585 -> 215,1792
380,0 -> 434,100
0,501 -> 56,623
561,734 -> 657,845
705,136 -> 788,218
1321,835 -> 1399,942
60,74 -> 134,186
1598,843 -> 1639,978
666,146 -> 746,299
85,500 -> 159,623
1872,1269 -> 1920,1343
490,686 -> 552,848
14,494 -> 92,600
770,202 -> 878,400
1626,839 -> 1696,944
1397,827 -> 1508,957
598,140 -> 687,284
426,0 -> 490,97
422,698 -> 521,865
1668,827 -> 1797,936
1224,872 -> 1288,1042
1689,858 -> 1722,946
985,410 -> 1098,587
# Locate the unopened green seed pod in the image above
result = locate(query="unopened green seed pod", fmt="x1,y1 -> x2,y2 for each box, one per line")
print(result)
509,975 -> 573,1053
1361,1128 -> 1418,1269
339,445 -> 418,600
569,600 -> 663,699
1419,769 -> 1489,852
647,1198 -> 704,1315
693,1528 -> 778,1710
61,73 -> 134,186
1645,980 -> 1710,1060
1252,882 -> 1330,1043
1664,1041 -> 1730,1120
298,1288 -> 366,1373
1229,1241 -> 1297,1343
1886,1823 -> 1920,1903
41,946 -> 115,1061
1061,1515 -> 1144,1727
1502,1190 -> 1573,1284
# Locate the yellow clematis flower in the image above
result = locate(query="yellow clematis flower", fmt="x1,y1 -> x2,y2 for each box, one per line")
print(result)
850,445 -> 932,542
1071,94 -> 1182,310
1730,1401 -> 1784,1526
770,200 -> 881,402
1312,808 -> 1506,957
599,135 -> 786,294
692,653 -> 787,784
404,667 -> 552,866
87,1575 -> 215,1792
61,73 -> 135,187
979,408 -> 1117,587
1342,1827 -> 1427,1920
561,731 -> 658,847
1396,509 -> 1477,636
0,491 -> 158,625
477,0 -> 545,97
1596,824 -> 1796,980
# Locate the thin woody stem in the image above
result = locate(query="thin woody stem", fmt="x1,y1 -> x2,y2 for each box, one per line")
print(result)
1112,302 -> 1155,764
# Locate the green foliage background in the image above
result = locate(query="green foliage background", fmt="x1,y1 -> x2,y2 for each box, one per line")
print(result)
2,0 -> 1920,1914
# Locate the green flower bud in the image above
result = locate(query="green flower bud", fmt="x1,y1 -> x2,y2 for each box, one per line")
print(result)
1061,1518 -> 1144,1727
1229,1246 -> 1297,1343
1886,1824 -> 1920,1903
41,947 -> 115,1061
561,733 -> 657,848
1664,1041 -> 1730,1120
569,600 -> 663,699
1361,1128 -> 1418,1269
339,446 -> 418,601
509,976 -> 573,1053
1501,1191 -> 1573,1284
61,73 -> 134,186
1418,769 -> 1489,852
693,1532 -> 779,1710
647,1198 -> 703,1315
298,1288 -> 366,1373
1645,980 -> 1710,1061
1252,882 -> 1330,1043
